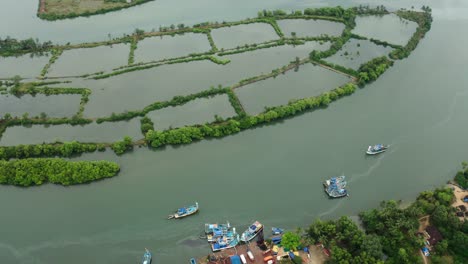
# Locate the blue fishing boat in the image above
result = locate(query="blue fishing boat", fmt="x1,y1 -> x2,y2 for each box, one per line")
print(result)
205,222 -> 231,242
168,202 -> 199,219
142,248 -> 152,264
211,228 -> 239,252
190,258 -> 197,264
272,227 -> 284,235
240,221 -> 263,242
324,176 -> 348,198
366,144 -> 388,155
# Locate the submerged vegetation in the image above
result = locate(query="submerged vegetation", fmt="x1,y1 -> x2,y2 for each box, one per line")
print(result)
0,158 -> 120,186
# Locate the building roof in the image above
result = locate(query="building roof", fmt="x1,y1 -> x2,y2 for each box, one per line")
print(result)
425,226 -> 443,245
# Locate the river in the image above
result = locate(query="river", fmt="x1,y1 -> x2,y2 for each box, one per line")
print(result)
1,0 -> 468,263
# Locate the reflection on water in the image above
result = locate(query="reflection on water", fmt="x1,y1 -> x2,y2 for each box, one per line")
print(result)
211,23 -> 279,49
277,19 -> 345,37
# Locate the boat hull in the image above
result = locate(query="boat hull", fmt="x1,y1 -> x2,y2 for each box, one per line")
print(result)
174,208 -> 199,219
240,223 -> 263,243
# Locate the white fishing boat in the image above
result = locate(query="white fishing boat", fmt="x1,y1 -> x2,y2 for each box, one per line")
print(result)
366,144 -> 388,155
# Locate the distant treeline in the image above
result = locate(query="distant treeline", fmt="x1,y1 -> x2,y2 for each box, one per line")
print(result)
0,37 -> 52,57
0,158 -> 120,186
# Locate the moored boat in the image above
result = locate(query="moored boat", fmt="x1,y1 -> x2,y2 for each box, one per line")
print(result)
366,144 -> 388,155
211,228 -> 239,252
190,257 -> 197,264
240,221 -> 263,242
205,222 -> 231,242
271,227 -> 284,235
168,202 -> 199,219
324,176 -> 348,198
142,248 -> 152,264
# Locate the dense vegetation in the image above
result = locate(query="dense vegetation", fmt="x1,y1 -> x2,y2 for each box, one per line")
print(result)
357,56 -> 394,86
390,9 -> 433,60
302,184 -> 467,264
111,136 -> 133,155
0,37 -> 52,57
145,83 -> 356,148
454,163 -> 468,189
0,141 -> 100,160
0,158 -> 119,186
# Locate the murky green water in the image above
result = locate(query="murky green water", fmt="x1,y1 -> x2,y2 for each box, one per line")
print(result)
147,95 -> 236,130
352,14 -> 418,46
0,94 -> 81,118
1,1 -> 468,263
277,19 -> 345,37
134,33 -> 211,63
236,63 -> 350,114
0,119 -> 142,146
325,39 -> 394,70
0,53 -> 49,79
211,23 -> 279,49
79,41 -> 328,117
47,44 -> 129,77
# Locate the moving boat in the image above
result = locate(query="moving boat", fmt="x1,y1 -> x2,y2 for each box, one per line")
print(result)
142,248 -> 152,264
205,222 -> 231,242
190,258 -> 197,264
366,144 -> 388,155
240,221 -> 263,242
211,228 -> 239,252
324,176 -> 348,198
168,202 -> 199,219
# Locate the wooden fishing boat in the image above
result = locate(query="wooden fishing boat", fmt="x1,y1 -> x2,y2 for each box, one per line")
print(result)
240,221 -> 263,242
168,202 -> 199,219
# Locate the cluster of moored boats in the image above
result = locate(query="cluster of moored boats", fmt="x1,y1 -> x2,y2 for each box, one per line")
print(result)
146,144 -> 389,262
323,144 -> 389,198
204,220 -> 264,252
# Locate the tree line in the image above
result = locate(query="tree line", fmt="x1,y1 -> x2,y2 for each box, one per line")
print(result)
0,37 -> 52,57
145,83 -> 356,148
0,158 -> 119,186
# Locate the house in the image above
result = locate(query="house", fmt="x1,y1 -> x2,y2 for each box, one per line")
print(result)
425,226 -> 443,246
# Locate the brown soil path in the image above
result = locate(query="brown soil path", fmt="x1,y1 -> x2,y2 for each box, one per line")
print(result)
39,0 -> 46,13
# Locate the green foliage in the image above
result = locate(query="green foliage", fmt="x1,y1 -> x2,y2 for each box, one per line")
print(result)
357,56 -> 394,86
145,83 -> 355,148
360,200 -> 421,263
140,116 -> 154,135
96,87 -> 228,123
281,231 -> 301,251
390,10 -> 432,60
0,37 -> 52,57
40,49 -> 63,78
226,89 -> 246,117
0,158 -> 119,186
206,31 -> 218,52
454,167 -> 468,189
0,141 -> 99,160
111,136 -> 133,155
128,37 -> 138,65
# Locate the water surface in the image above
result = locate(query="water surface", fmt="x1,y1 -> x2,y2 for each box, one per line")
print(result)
48,44 -> 129,77
325,39 -> 394,70
0,119 -> 141,146
78,41 -> 329,117
277,19 -> 345,37
0,53 -> 49,79
211,23 -> 279,49
353,14 -> 418,46
147,94 -> 236,130
0,94 -> 81,118
134,33 -> 211,63
236,63 -> 350,114
1,1 -> 468,264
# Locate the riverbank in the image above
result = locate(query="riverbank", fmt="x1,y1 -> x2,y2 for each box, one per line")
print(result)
194,172 -> 468,264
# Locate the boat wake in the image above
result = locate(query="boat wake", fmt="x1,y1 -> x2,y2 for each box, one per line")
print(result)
428,89 -> 468,131
317,199 -> 345,218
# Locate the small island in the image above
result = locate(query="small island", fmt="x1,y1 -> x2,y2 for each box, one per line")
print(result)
38,0 -> 155,20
